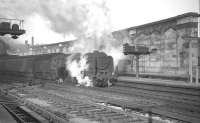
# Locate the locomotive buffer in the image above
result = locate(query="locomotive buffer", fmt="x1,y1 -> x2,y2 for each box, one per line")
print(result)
123,43 -> 157,79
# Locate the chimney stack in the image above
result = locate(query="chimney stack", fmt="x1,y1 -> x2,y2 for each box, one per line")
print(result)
25,40 -> 29,47
31,36 -> 34,46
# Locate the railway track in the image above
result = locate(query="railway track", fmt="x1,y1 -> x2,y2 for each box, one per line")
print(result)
43,81 -> 200,123
42,84 -> 172,122
106,79 -> 200,123
113,79 -> 200,113
105,84 -> 200,123
2,104 -> 42,123
0,80 -> 151,123
33,90 -> 148,123
0,92 -> 46,123
115,78 -> 200,104
1,76 -> 200,123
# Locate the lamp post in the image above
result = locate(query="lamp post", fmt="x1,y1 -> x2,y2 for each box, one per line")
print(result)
196,0 -> 200,84
129,29 -> 137,73
182,36 -> 199,84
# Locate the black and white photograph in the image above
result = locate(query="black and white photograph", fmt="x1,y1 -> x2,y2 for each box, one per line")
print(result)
0,0 -> 199,123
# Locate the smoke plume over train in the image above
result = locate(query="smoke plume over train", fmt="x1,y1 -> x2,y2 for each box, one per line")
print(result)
0,0 -> 111,44
0,0 -> 124,86
0,37 -> 27,55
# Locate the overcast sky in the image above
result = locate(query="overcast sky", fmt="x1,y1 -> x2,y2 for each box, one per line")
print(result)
109,0 -> 199,30
0,0 -> 199,44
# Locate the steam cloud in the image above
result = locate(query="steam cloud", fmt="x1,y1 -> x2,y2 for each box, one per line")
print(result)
0,37 -> 27,54
0,0 -> 110,42
0,0 -> 124,65
1,0 -> 125,87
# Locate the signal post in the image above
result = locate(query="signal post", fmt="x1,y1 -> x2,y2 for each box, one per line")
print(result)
123,43 -> 157,79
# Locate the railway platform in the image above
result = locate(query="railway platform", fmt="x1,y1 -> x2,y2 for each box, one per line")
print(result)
118,72 -> 192,82
115,76 -> 200,123
117,76 -> 200,88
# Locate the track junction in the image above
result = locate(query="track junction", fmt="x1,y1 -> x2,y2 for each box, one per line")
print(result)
0,75 -> 200,123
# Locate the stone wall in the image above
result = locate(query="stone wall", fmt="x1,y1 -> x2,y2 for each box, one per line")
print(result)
0,39 -> 8,55
112,13 -> 199,77
16,40 -> 75,56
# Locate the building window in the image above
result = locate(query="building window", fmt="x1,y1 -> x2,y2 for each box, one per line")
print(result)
56,48 -> 59,52
63,47 -> 67,53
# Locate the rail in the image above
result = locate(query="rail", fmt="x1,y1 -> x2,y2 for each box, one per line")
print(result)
0,91 -> 45,123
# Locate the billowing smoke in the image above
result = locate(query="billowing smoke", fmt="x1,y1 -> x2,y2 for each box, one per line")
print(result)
1,0 -> 124,85
0,38 -> 9,55
0,37 -> 26,55
67,54 -> 93,86
0,0 -> 123,59
1,0 -> 88,34
0,0 -> 111,44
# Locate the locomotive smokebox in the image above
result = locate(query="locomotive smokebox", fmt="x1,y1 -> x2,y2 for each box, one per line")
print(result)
83,51 -> 114,87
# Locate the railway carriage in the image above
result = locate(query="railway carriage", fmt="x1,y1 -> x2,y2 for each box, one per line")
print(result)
0,53 -> 67,82
0,51 -> 114,87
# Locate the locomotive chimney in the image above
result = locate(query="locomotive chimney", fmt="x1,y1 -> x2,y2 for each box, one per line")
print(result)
25,40 -> 29,47
31,36 -> 34,46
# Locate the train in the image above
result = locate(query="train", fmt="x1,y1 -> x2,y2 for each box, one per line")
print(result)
83,51 -> 114,87
0,51 -> 114,87
0,53 -> 67,81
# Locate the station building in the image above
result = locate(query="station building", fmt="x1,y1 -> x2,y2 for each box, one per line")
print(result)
112,12 -> 200,78
13,39 -> 75,56
9,12 -> 200,79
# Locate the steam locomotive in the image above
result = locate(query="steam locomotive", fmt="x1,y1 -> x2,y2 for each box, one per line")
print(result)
83,51 -> 114,87
0,51 -> 114,87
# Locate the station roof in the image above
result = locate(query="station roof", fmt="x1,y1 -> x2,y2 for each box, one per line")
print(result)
114,12 -> 200,33
31,40 -> 76,48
